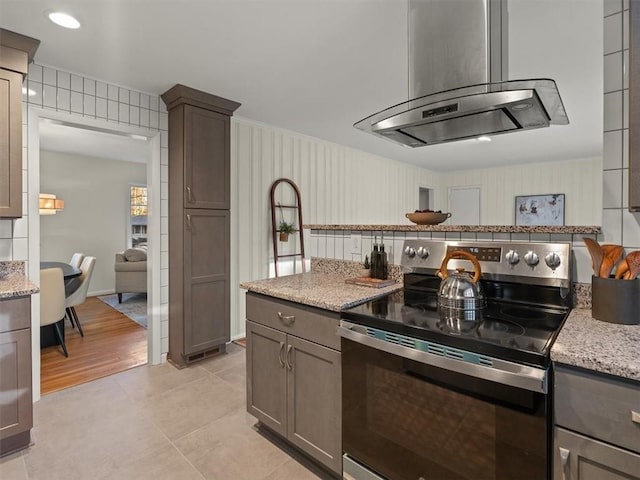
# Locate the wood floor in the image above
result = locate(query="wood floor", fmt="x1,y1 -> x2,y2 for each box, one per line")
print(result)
40,296 -> 148,395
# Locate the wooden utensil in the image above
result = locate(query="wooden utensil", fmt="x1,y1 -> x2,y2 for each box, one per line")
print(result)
583,237 -> 603,277
599,244 -> 624,278
624,251 -> 640,280
615,258 -> 630,279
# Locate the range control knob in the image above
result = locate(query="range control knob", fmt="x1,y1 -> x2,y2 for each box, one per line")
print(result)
404,246 -> 416,258
416,246 -> 429,259
545,252 -> 562,270
505,250 -> 520,265
524,251 -> 540,267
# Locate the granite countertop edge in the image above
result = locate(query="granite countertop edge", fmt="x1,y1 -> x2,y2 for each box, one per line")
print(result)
240,273 -> 402,312
0,273 -> 40,299
551,308 -> 640,382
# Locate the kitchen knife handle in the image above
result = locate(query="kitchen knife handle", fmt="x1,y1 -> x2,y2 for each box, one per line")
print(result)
286,345 -> 293,370
559,447 -> 570,480
186,214 -> 192,230
186,186 -> 193,203
278,342 -> 285,368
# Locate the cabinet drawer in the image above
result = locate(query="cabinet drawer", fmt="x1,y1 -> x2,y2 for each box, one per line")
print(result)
554,365 -> 640,454
0,297 -> 30,333
246,293 -> 340,351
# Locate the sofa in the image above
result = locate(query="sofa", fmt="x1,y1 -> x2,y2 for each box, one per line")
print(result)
114,245 -> 147,303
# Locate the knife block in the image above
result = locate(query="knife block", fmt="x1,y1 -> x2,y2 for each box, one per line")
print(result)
591,275 -> 640,325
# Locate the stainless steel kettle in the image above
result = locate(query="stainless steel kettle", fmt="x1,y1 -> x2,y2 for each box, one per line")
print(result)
437,250 -> 486,329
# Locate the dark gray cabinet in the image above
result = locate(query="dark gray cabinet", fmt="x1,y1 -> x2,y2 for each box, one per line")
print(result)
0,29 -> 39,218
0,296 -> 32,457
246,293 -> 342,475
553,365 -> 640,480
161,85 -> 239,368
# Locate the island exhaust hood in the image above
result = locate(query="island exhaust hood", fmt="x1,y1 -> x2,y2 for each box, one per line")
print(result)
354,0 -> 568,147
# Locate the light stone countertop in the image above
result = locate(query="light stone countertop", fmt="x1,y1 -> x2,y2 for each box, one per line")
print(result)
0,261 -> 39,299
551,308 -> 640,382
240,272 -> 402,312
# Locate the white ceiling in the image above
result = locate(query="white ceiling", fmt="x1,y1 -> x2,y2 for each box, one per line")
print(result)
1,0 -> 603,171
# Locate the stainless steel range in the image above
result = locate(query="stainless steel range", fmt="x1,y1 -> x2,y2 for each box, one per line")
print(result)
340,239 -> 572,480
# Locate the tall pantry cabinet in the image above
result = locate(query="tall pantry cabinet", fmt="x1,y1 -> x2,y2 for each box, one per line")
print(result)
161,85 -> 240,368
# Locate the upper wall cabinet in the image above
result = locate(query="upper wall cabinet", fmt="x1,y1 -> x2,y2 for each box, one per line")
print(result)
631,2 -> 640,211
0,29 -> 39,218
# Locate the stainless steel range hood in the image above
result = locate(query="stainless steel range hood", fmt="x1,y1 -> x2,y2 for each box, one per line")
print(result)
354,0 -> 568,148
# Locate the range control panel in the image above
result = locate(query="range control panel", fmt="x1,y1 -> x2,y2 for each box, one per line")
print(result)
401,240 -> 571,288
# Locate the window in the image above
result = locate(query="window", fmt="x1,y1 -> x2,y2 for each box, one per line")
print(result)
130,185 -> 148,247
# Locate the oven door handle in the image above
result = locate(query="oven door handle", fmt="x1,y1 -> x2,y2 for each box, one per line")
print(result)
338,322 -> 548,394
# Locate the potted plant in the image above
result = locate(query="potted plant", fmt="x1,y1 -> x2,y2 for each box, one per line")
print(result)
359,255 -> 371,278
278,221 -> 297,242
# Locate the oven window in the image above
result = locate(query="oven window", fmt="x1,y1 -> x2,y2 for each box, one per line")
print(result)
342,338 -> 548,480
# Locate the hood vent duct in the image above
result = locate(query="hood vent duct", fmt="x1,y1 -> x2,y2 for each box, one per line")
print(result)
355,0 -> 568,148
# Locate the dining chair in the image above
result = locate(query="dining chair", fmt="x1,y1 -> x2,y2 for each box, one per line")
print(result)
69,253 -> 85,269
65,256 -> 96,338
40,268 -> 68,357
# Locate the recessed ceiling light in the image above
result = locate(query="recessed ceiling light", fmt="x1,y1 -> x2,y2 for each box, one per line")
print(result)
48,12 -> 81,29
22,87 -> 36,97
477,136 -> 492,142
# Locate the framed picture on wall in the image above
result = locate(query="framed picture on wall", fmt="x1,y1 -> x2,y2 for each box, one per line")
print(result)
515,194 -> 565,226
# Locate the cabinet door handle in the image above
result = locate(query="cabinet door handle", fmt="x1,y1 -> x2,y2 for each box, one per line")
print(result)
285,344 -> 293,370
186,214 -> 192,230
559,447 -> 570,480
186,186 -> 193,203
278,342 -> 285,368
277,311 -> 295,325
632,410 -> 640,424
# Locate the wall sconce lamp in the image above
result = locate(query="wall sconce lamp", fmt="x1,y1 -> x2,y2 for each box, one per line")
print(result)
39,193 -> 65,215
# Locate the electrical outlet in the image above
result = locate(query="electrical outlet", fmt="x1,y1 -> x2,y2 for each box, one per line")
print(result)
350,234 -> 362,255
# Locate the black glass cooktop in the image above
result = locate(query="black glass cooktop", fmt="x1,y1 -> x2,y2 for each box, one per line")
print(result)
341,288 -> 569,367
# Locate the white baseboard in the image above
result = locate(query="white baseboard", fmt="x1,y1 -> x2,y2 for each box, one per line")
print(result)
87,289 -> 116,297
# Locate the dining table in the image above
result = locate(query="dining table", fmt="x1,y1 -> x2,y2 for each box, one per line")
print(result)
40,261 -> 82,349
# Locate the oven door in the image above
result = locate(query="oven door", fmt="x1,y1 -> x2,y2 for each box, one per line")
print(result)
340,323 -> 550,480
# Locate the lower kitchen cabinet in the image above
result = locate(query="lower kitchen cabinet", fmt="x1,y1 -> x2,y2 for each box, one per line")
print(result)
246,293 -> 341,475
0,296 -> 32,457
554,427 -> 640,480
553,365 -> 640,480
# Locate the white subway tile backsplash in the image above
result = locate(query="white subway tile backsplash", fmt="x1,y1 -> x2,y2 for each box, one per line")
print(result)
107,84 -> 118,101
160,112 -> 168,130
0,220 -> 12,238
43,84 -> 56,108
119,87 -> 129,104
43,66 -> 56,86
119,103 -> 129,123
130,105 -> 140,125
130,91 -> 140,106
623,168 -> 629,209
96,97 -> 107,118
12,217 -> 27,238
623,89 -> 629,129
57,88 -> 70,111
161,131 -> 168,148
140,93 -> 150,109
12,238 -> 28,260
96,81 -> 108,98
161,146 -> 168,165
140,108 -> 150,127
57,71 -> 70,89
622,211 -> 640,247
603,169 -> 623,208
603,130 -> 623,169
149,96 -> 159,111
83,94 -> 95,116
71,74 -> 83,92
623,9 -> 629,49
604,91 -> 623,131
71,91 -> 83,113
28,63 -> 42,83
150,110 -> 159,129
0,239 -> 11,260
107,100 -> 118,121
603,52 -> 622,92
623,49 -> 629,89
623,129 -> 629,167
601,208 -> 623,244
572,246 -> 593,283
604,12 -> 623,54
84,78 -> 96,96
27,80 -> 43,106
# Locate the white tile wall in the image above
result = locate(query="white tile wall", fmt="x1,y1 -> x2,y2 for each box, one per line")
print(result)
8,63 -> 171,357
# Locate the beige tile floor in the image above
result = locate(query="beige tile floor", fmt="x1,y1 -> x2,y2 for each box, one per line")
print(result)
0,343 -> 333,480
